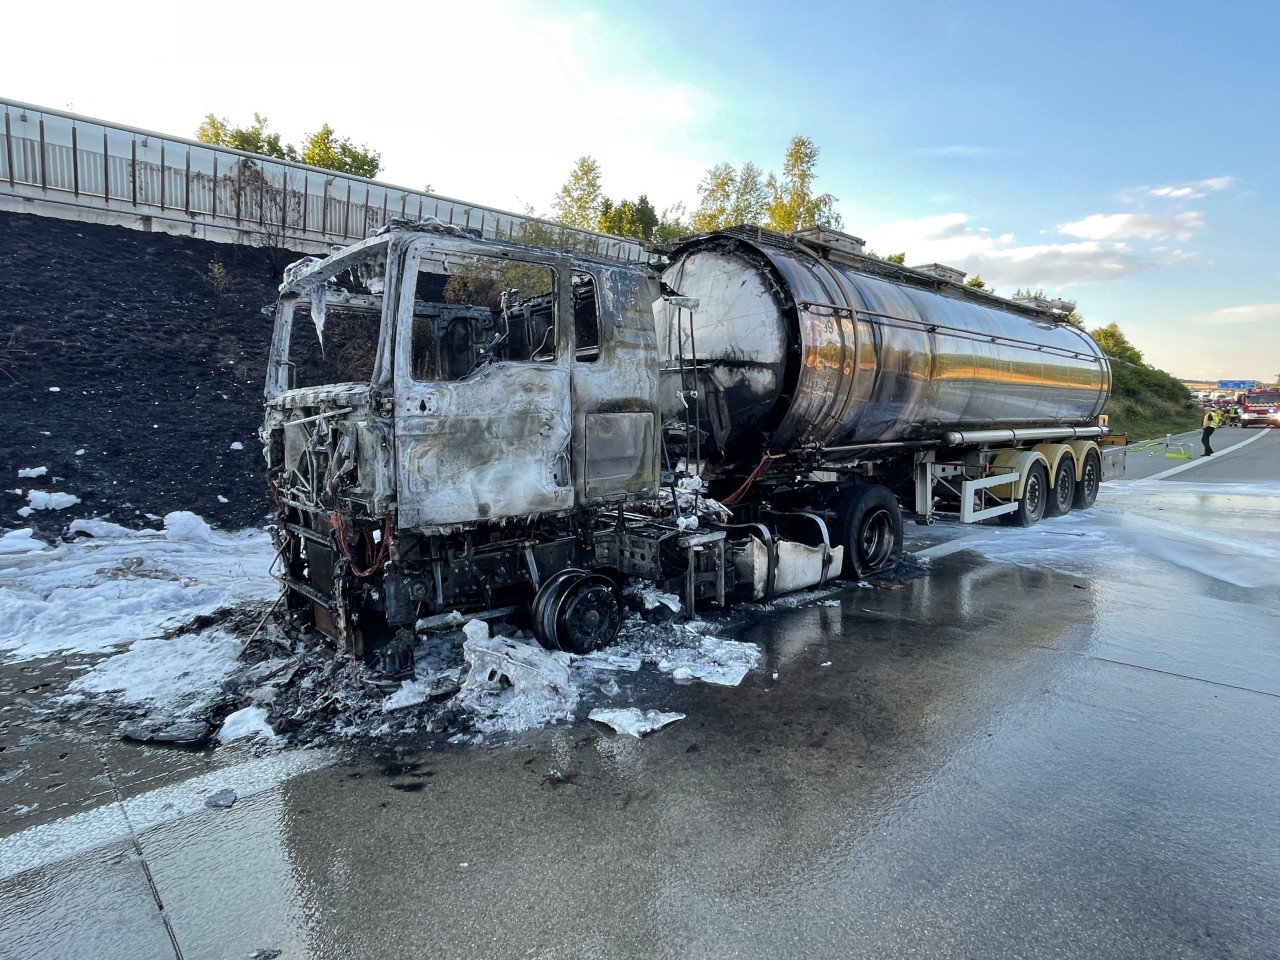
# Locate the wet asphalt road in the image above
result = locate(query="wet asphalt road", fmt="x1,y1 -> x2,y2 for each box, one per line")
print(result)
3,428 -> 1279,960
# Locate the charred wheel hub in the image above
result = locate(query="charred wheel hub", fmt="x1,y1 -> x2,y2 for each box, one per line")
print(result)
532,569 -> 622,654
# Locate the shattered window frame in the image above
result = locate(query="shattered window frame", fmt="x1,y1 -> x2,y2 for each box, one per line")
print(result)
404,242 -> 561,384
266,242 -> 394,398
572,269 -> 602,364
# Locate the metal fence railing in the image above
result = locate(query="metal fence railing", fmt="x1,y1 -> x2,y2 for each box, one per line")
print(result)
0,98 -> 645,262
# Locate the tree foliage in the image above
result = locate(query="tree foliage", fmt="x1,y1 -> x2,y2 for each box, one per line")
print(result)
765,136 -> 843,232
965,275 -> 987,290
1090,322 -> 1145,366
692,136 -> 842,233
196,113 -> 296,161
552,156 -> 605,229
195,114 -> 382,178
692,161 -> 771,232
548,159 -> 690,242
298,124 -> 382,178
599,195 -> 659,241
885,252 -> 907,264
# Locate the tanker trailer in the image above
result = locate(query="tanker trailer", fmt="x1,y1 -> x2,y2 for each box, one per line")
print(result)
655,225 -> 1117,550
262,220 -> 1119,665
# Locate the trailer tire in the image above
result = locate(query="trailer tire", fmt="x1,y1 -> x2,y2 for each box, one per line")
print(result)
1044,456 -> 1075,518
836,485 -> 903,580
999,461 -> 1048,527
1073,449 -> 1101,510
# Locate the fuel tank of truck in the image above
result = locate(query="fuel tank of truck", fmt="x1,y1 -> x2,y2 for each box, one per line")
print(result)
658,229 -> 1111,464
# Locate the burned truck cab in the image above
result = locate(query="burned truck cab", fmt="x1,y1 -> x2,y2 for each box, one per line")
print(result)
263,222 -> 663,662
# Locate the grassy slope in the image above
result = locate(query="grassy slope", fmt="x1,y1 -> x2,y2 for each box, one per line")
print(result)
1103,361 -> 1202,442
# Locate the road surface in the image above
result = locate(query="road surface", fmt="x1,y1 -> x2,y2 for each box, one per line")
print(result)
3,428 -> 1278,959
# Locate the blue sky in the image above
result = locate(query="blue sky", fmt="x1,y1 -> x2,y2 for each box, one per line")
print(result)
4,0 -> 1276,381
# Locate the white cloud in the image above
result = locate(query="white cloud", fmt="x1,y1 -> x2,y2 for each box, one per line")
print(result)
866,213 -> 1011,263
1059,212 -> 1205,242
976,242 -> 1149,287
865,213 -> 1146,287
1146,176 -> 1234,199
1192,304 -> 1280,326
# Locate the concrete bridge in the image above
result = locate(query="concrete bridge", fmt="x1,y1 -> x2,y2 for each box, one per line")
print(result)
0,98 -> 642,262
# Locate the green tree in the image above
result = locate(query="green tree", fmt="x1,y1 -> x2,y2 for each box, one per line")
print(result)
654,202 -> 691,242
598,195 -> 660,240
298,124 -> 382,178
196,114 -> 382,178
196,113 -> 296,161
965,275 -> 987,290
692,137 -> 842,233
552,156 -> 605,229
1090,322 -> 1145,366
692,161 -> 770,231
765,136 -> 843,232
885,252 -> 907,264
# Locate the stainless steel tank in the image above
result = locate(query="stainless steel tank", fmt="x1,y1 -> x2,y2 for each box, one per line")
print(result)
659,231 -> 1111,463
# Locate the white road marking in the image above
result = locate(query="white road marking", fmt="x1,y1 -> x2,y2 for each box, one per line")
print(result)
0,748 -> 335,880
1126,428 -> 1270,485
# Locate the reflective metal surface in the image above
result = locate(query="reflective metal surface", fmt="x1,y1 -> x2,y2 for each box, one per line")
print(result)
661,235 -> 1110,461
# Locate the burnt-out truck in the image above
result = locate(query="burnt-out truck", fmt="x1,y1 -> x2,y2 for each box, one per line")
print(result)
263,220 -> 1120,665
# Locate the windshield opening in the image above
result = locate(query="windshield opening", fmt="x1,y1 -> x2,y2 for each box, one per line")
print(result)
287,300 -> 380,388
269,250 -> 388,394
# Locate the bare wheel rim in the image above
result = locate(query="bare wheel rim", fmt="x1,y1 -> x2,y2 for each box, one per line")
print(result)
557,575 -> 621,654
858,507 -> 896,571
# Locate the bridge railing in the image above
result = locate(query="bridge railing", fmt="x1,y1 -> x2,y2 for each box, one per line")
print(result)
0,98 -> 644,262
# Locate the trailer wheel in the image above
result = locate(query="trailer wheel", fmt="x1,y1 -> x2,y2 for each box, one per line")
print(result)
1000,461 -> 1048,527
532,569 -> 622,654
1072,450 -> 1101,510
836,485 -> 903,579
1044,457 -> 1075,518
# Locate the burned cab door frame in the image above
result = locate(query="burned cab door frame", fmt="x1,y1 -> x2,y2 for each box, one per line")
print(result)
568,263 -> 661,503
392,237 -> 575,529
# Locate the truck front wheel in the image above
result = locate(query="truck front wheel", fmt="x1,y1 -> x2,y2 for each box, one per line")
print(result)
836,485 -> 903,580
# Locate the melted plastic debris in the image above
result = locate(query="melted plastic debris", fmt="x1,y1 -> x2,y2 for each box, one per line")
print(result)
456,632 -> 578,733
588,707 -> 685,737
382,668 -> 463,712
625,583 -> 682,613
572,651 -> 642,672
4,512 -> 777,747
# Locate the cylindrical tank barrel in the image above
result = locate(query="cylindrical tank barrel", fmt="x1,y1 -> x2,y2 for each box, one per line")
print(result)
658,233 -> 1111,464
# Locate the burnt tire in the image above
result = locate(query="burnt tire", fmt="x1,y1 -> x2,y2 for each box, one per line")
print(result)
999,461 -> 1049,527
1044,457 -> 1076,518
1072,449 -> 1101,510
836,485 -> 903,580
